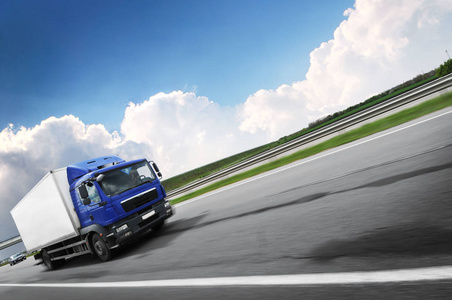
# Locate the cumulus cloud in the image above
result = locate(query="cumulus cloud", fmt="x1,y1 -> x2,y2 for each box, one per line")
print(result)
237,83 -> 311,139
238,0 -> 452,138
1,0 -> 452,242
121,91 -> 264,176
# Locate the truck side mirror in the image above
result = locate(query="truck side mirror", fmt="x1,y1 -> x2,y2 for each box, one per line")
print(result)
96,174 -> 105,182
79,185 -> 89,200
151,161 -> 162,178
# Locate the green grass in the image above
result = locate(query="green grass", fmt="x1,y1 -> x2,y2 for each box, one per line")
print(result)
162,75 -> 437,192
298,76 -> 437,134
169,91 -> 452,205
161,143 -> 272,191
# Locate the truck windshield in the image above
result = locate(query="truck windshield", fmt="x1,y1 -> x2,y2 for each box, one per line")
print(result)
97,161 -> 156,197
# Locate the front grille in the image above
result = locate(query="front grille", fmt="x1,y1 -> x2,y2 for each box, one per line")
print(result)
121,188 -> 159,212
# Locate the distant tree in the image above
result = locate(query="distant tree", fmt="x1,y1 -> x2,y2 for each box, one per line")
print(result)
436,59 -> 452,77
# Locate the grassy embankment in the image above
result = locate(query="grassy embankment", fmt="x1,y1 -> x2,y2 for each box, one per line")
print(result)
169,91 -> 452,205
162,75 -> 436,192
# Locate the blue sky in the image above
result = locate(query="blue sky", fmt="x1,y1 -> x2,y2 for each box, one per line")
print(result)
1,0 -> 353,131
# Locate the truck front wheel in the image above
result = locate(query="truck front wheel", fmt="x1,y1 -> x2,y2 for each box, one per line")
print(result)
92,233 -> 112,261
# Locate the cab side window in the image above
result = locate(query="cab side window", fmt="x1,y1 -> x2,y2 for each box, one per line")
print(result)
79,184 -> 101,205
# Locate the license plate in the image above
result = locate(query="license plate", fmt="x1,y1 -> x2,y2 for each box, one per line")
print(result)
142,210 -> 155,220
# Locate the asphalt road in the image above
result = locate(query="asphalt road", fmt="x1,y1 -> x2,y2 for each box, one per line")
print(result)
1,107 -> 452,299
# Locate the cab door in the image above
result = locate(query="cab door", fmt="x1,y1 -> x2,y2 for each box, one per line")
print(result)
77,183 -> 113,227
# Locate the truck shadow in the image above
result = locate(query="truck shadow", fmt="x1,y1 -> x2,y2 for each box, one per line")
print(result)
115,213 -> 209,258
52,214 -> 209,271
308,224 -> 452,262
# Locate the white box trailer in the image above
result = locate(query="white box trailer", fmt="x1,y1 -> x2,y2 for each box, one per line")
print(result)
9,155 -> 174,271
11,168 -> 81,253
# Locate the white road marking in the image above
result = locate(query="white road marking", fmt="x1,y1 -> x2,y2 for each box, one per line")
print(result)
176,108 -> 452,207
1,266 -> 452,288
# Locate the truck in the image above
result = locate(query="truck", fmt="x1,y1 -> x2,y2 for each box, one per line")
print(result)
10,155 -> 174,270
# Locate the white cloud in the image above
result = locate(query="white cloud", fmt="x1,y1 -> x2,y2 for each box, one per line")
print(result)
238,0 -> 452,137
121,91 -> 264,176
237,83 -> 311,139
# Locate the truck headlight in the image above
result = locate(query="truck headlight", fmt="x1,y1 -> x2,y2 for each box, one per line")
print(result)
164,202 -> 170,208
116,224 -> 129,233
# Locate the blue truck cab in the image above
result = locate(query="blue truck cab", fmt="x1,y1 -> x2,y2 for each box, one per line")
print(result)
64,156 -> 174,262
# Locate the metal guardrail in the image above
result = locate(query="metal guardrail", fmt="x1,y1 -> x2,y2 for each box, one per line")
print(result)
166,73 -> 452,198
2,74 -> 452,252
0,236 -> 22,251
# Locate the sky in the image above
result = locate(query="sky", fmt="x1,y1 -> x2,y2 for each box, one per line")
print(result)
1,0 -> 452,258
1,0 -> 351,131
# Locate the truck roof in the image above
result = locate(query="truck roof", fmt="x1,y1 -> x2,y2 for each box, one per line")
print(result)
67,155 -> 125,184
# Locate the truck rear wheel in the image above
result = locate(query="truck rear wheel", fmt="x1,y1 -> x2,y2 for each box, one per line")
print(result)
42,250 -> 56,271
92,233 -> 112,261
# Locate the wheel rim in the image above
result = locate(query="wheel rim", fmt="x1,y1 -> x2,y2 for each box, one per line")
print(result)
92,234 -> 111,261
94,240 -> 105,256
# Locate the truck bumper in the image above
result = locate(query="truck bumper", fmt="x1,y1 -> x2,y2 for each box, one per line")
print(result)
106,200 -> 174,248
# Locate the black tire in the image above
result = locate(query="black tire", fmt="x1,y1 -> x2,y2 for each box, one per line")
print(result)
91,233 -> 112,261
